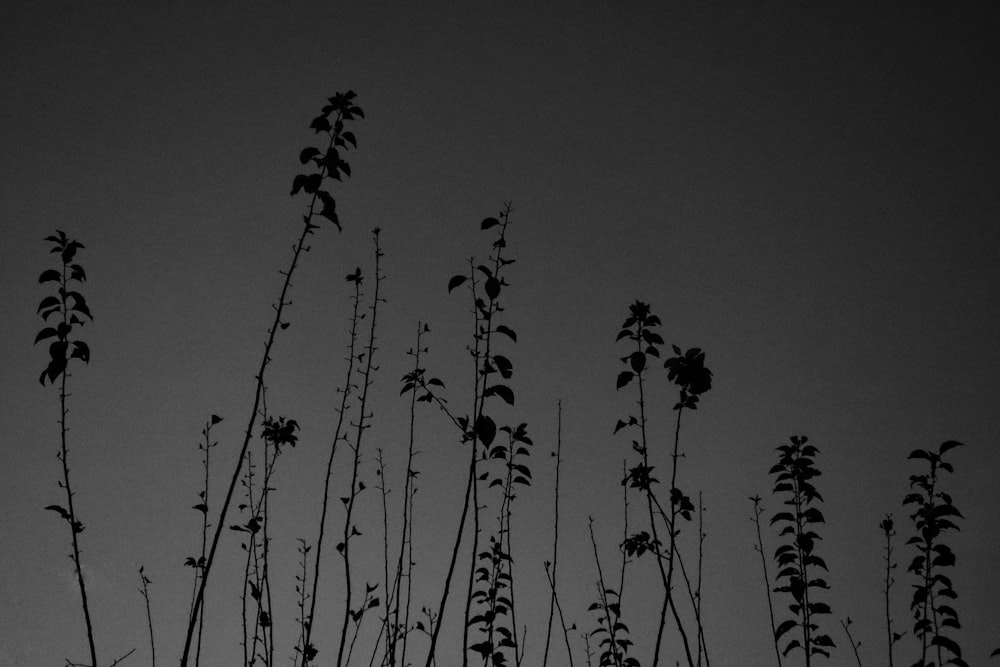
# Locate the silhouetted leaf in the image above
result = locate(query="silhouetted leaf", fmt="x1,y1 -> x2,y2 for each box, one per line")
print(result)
39,269 -> 61,284
475,415 -> 496,447
616,371 -> 634,389
484,384 -> 514,405
448,275 -> 467,293
485,277 -> 501,300
495,325 -> 517,342
70,341 -> 90,363
45,504 -> 71,521
317,191 -> 340,229
775,619 -> 797,640
37,296 -> 60,314
939,440 -> 963,455
299,147 -> 321,164
629,351 -> 645,372
481,217 -> 500,230
930,635 -> 962,656
34,327 -> 58,344
492,355 -> 513,379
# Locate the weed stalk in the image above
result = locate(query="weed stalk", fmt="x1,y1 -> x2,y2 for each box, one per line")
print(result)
36,230 -> 97,667
180,91 -> 363,667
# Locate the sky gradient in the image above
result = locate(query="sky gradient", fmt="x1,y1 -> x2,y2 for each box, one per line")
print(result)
2,2 -> 999,666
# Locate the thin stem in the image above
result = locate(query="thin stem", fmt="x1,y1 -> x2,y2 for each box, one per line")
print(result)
139,567 -> 155,667
633,339 -> 669,667
53,249 -> 98,667
880,515 -> 896,667
695,492 -> 708,667
336,229 -> 384,667
542,401 -> 563,667
394,322 -> 425,667
462,256 -> 486,667
543,562 -> 575,667
751,496 -> 782,667
300,272 -> 363,667
841,618 -> 863,667
589,518 -> 622,666
376,448 -> 392,665
664,404 -> 695,667
425,205 -> 513,667
180,106 -> 350,666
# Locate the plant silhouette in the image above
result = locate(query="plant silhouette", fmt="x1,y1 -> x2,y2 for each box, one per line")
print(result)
30,92 -> 998,667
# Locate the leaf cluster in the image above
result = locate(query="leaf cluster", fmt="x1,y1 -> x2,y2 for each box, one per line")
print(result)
469,535 -> 517,665
291,91 -> 364,230
769,435 -> 835,660
35,230 -> 92,385
587,586 -> 638,667
261,416 -> 300,455
903,440 -> 968,667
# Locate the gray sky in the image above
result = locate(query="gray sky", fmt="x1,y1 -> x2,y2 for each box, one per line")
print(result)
2,2 -> 998,665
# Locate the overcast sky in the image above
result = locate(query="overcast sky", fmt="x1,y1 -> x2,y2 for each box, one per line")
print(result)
2,2 -> 998,666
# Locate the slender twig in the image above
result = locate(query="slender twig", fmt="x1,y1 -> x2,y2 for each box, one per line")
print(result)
138,567 -> 155,667
841,618 -> 863,667
37,233 -> 98,667
335,229 -> 385,667
619,459 -> 629,615
375,448 -> 392,665
394,322 -> 426,667
751,496 -> 781,667
588,518 -> 623,666
542,401 -> 563,667
695,492 -> 708,667
424,205 -> 514,667
193,417 -> 219,667
543,562 -> 575,667
180,93 -> 362,667
663,404 -> 695,667
879,515 -> 897,667
461,255 -> 486,667
294,540 -> 311,667
300,265 -> 364,667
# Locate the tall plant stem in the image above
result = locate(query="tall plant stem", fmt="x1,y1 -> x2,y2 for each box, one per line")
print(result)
880,515 -> 896,667
634,352 -> 669,666
751,496 -> 782,667
53,258 -> 98,667
543,562 -> 575,667
300,273 -> 362,667
423,413 -> 478,667
662,405 -> 696,667
391,322 -> 425,667
841,619 -> 863,667
139,567 -> 155,667
336,229 -> 384,667
695,492 -> 708,667
425,205 -> 513,667
193,419 -> 217,667
542,401 -> 563,667
180,102 -> 354,666
792,473 -> 813,667
589,518 -> 623,666
461,255 -> 488,667
376,448 -> 392,665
